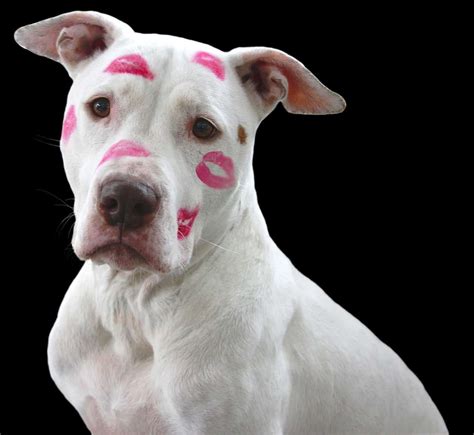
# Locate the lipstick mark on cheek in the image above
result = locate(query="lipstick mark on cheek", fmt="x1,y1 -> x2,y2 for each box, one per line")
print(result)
61,105 -> 76,143
195,151 -> 236,189
192,51 -> 225,80
177,207 -> 200,240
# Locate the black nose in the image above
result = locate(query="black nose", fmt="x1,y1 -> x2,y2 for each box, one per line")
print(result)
98,180 -> 159,230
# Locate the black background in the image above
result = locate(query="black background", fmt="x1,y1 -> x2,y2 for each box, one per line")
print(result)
1,2 -> 470,434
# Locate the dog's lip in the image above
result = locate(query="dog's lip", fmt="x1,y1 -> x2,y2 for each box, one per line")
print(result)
84,241 -> 170,273
88,242 -> 146,261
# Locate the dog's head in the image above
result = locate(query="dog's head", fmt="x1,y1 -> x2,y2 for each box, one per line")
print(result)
15,11 -> 345,275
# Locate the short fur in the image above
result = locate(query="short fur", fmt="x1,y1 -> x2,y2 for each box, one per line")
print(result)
15,11 -> 446,434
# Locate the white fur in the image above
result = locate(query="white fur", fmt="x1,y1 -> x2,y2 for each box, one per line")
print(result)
15,12 -> 446,434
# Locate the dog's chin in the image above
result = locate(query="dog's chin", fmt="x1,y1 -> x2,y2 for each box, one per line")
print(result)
90,243 -> 148,271
87,242 -> 176,274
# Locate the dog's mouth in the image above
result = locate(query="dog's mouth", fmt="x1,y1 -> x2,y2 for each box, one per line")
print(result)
89,242 -> 148,271
74,175 -> 190,274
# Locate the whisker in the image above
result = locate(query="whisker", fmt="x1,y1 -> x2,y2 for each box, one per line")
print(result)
57,212 -> 75,236
64,243 -> 77,260
34,135 -> 61,148
36,134 -> 60,143
36,189 -> 74,210
67,222 -> 75,240
58,211 -> 74,227
199,237 -> 238,254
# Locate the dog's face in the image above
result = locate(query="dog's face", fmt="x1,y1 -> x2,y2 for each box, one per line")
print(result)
15,12 -> 345,275
57,35 -> 260,274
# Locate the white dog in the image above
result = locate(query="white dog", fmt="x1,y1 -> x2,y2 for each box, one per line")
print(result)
15,11 -> 447,434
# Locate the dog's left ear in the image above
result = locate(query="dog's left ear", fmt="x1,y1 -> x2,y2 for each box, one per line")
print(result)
228,47 -> 346,118
14,11 -> 133,78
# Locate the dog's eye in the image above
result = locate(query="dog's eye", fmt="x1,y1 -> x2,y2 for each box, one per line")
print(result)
90,97 -> 111,118
192,118 -> 217,139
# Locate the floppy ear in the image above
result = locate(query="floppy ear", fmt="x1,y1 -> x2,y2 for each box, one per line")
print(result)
14,11 -> 133,78
228,47 -> 346,118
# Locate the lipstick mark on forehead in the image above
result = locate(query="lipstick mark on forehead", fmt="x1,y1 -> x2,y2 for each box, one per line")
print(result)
192,51 -> 225,80
61,105 -> 77,144
238,125 -> 247,144
104,54 -> 155,80
98,140 -> 150,167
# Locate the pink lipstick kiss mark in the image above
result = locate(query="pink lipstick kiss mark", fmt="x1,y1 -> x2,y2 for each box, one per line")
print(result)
177,207 -> 200,240
196,151 -> 236,189
192,51 -> 225,80
61,105 -> 76,143
98,140 -> 150,167
104,54 -> 155,80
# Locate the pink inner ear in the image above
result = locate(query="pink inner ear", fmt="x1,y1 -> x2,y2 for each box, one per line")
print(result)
104,54 -> 154,80
193,51 -> 225,80
61,105 -> 77,143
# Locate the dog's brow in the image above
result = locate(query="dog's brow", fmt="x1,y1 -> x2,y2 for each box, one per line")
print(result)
172,87 -> 218,116
104,54 -> 155,80
192,51 -> 225,80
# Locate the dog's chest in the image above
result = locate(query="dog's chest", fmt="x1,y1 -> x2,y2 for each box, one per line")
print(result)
60,342 -> 166,434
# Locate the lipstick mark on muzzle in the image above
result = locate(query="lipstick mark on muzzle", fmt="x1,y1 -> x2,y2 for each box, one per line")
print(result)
98,140 -> 150,167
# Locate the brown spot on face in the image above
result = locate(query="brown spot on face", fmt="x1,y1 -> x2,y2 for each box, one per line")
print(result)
238,125 -> 247,145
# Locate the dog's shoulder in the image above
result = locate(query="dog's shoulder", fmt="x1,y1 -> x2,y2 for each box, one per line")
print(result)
48,261 -> 108,379
281,270 -> 445,432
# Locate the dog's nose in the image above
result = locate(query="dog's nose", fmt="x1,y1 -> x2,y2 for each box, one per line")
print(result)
98,180 -> 159,230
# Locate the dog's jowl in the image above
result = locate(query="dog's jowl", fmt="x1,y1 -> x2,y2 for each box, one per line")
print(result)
15,11 -> 447,434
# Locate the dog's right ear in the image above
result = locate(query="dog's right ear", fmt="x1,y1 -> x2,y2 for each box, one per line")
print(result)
14,11 -> 133,79
228,47 -> 346,119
